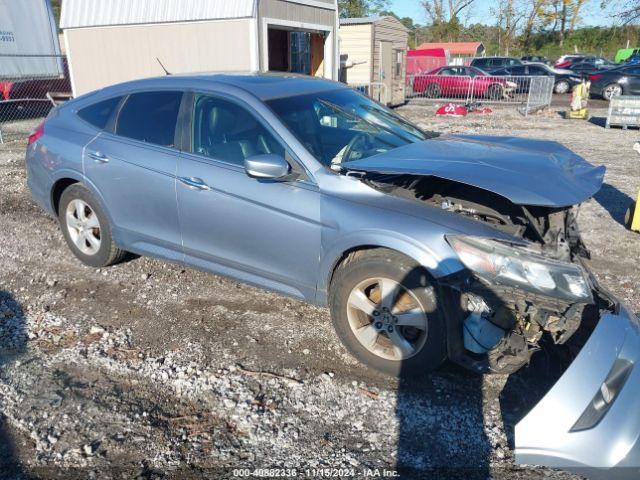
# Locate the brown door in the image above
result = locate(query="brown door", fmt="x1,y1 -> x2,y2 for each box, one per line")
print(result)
310,33 -> 325,77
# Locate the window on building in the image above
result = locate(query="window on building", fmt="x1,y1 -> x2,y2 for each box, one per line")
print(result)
394,50 -> 403,79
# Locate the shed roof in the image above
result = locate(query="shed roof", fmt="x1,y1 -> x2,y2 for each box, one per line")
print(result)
340,16 -> 409,31
417,42 -> 485,56
61,0 -> 257,29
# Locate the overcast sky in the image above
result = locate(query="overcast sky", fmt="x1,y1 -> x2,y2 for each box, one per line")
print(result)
387,0 -> 619,27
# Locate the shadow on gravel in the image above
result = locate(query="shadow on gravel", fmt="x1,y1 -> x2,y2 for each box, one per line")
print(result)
393,267 -> 491,480
593,182 -> 635,227
587,116 -> 607,128
0,290 -> 26,479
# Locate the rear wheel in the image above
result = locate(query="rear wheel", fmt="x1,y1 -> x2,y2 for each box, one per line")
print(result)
58,184 -> 127,267
425,83 -> 441,98
487,84 -> 504,100
554,80 -> 570,94
602,83 -> 622,100
329,249 -> 447,377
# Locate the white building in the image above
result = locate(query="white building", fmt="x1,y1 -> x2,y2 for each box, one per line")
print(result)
61,0 -> 339,96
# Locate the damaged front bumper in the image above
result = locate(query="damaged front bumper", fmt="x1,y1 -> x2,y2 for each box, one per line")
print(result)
515,304 -> 640,479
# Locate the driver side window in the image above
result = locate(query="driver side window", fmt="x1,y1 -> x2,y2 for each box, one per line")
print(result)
191,95 -> 285,166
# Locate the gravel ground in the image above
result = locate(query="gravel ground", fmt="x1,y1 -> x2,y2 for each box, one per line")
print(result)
0,103 -> 639,480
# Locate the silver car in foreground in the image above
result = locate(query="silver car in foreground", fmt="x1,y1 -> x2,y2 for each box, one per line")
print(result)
26,73 -> 639,477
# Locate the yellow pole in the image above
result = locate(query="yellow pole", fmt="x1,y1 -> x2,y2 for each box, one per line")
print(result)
632,188 -> 640,232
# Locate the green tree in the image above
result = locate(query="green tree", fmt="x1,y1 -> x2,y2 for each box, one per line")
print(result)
338,0 -> 390,18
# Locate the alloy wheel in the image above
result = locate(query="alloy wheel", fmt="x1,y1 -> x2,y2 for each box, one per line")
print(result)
346,277 -> 429,361
603,84 -> 622,100
65,199 -> 102,256
555,81 -> 570,94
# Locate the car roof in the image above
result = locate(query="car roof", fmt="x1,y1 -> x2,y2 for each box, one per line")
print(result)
79,72 -> 348,103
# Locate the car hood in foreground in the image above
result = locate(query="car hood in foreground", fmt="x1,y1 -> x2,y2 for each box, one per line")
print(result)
344,135 -> 605,207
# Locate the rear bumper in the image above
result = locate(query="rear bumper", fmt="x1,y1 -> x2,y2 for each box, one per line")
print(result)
515,304 -> 640,479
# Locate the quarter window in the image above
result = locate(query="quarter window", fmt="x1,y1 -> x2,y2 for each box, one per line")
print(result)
78,96 -> 123,130
115,91 -> 182,147
191,95 -> 285,166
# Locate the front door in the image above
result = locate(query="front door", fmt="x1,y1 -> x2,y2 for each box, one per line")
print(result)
176,93 -> 321,299
379,41 -> 393,105
83,90 -> 183,260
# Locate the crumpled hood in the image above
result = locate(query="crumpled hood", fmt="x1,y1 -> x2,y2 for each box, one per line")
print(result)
345,134 -> 605,207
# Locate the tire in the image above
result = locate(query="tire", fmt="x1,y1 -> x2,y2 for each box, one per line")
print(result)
554,80 -> 570,94
58,184 -> 127,268
425,83 -> 441,99
602,83 -> 623,100
487,84 -> 504,100
329,249 -> 447,377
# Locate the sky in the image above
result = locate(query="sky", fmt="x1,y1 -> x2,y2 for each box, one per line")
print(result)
386,0 -> 619,27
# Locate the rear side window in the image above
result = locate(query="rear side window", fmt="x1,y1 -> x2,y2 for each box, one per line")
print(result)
116,91 -> 182,147
77,96 -> 122,130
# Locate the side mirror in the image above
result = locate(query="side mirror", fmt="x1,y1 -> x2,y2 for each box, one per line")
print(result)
244,154 -> 290,179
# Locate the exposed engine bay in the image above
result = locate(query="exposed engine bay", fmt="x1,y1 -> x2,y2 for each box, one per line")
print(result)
364,173 -> 617,374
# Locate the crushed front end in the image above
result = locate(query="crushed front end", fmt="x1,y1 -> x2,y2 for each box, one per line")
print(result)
365,174 -> 616,374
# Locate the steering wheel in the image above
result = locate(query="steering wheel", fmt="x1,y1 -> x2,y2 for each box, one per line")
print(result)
341,132 -> 370,164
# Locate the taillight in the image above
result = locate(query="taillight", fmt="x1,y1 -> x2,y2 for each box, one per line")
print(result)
28,122 -> 45,145
0,81 -> 13,100
589,74 -> 602,82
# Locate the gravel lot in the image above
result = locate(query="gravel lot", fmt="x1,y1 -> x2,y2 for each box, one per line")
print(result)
1,102 -> 639,480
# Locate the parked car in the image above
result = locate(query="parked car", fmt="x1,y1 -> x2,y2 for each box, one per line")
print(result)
492,63 -> 582,94
568,57 -> 616,76
470,56 -> 523,73
412,66 -> 516,99
554,54 -> 587,69
589,65 -> 640,99
25,73 -> 640,476
521,55 -> 550,65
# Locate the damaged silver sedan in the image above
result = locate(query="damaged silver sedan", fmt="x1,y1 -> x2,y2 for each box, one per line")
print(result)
26,74 -> 639,477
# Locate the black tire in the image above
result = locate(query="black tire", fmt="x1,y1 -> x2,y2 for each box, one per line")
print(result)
487,84 -> 503,100
602,83 -> 623,100
425,83 -> 441,98
329,249 -> 447,377
554,80 -> 570,94
58,184 -> 127,267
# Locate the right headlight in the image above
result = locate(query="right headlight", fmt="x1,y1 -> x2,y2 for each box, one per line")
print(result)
446,236 -> 593,303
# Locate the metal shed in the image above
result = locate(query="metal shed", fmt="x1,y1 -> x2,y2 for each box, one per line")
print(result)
61,0 -> 339,96
339,16 -> 409,106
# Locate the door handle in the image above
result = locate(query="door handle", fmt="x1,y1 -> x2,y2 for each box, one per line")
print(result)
179,176 -> 211,191
88,151 -> 109,163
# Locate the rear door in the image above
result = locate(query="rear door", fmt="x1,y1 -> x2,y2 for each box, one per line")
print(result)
83,90 -> 184,260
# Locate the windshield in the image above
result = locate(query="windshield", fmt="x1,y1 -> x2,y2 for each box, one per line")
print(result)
266,89 -> 437,168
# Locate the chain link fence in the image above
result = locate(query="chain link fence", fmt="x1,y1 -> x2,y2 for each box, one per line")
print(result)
0,54 -> 71,144
406,74 -> 555,115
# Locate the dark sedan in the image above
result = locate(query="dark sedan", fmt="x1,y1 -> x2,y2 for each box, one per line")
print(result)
492,63 -> 582,94
589,65 -> 640,99
568,58 -> 616,77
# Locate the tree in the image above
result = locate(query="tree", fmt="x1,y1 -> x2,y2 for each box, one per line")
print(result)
603,0 -> 640,24
421,0 -> 476,41
338,0 -> 390,18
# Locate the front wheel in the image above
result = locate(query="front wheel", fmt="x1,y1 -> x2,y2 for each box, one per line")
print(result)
554,80 -> 570,94
487,84 -> 504,100
329,249 -> 447,377
58,184 -> 127,267
602,83 -> 622,100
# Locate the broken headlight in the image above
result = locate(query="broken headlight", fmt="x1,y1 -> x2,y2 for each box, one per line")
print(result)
446,236 -> 593,303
